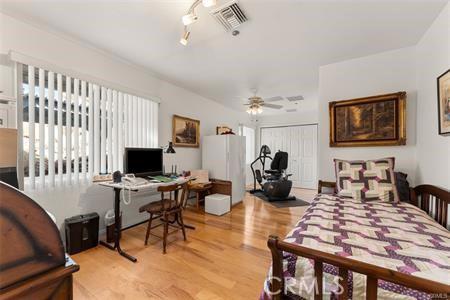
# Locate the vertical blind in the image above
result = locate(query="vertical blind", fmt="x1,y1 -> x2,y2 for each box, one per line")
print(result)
22,64 -> 159,189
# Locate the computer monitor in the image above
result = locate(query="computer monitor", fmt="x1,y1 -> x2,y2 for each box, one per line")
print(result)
124,148 -> 163,177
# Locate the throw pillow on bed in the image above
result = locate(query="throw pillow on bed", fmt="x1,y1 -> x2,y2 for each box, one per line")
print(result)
334,158 -> 399,202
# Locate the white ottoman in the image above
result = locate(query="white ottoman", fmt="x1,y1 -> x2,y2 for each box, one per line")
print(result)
205,193 -> 230,216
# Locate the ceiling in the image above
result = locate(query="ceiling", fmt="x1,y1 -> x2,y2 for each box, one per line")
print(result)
1,0 -> 447,115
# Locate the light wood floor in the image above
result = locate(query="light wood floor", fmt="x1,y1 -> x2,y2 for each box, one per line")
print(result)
72,188 -> 316,300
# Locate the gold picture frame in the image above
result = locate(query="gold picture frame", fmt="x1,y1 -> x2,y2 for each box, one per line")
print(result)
216,126 -> 232,135
172,115 -> 200,148
329,92 -> 406,147
437,69 -> 450,135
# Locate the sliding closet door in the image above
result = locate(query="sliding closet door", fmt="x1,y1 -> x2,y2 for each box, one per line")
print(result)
298,125 -> 317,189
260,124 -> 317,189
288,126 -> 301,187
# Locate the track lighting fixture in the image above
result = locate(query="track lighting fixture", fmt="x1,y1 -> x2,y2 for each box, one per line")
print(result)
180,0 -> 218,45
202,0 -> 217,7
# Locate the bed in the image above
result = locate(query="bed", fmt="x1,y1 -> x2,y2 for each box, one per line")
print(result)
262,182 -> 450,300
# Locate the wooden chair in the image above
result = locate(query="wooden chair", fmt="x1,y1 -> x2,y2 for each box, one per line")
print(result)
139,182 -> 188,254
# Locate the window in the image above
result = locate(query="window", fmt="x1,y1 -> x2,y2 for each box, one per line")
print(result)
242,126 -> 255,164
21,64 -> 158,189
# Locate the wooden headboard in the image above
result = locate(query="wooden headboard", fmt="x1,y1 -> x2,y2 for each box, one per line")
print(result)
411,184 -> 449,229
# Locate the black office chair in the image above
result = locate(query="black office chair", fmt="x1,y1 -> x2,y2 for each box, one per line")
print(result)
264,151 -> 288,180
262,151 -> 295,201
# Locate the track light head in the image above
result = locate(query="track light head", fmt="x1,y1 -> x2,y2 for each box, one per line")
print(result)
180,31 -> 190,46
202,0 -> 217,7
182,13 -> 197,25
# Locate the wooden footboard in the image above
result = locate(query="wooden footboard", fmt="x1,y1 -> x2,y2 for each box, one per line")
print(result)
267,184 -> 450,299
267,236 -> 450,300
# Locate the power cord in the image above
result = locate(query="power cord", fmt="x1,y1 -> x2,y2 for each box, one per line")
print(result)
121,185 -> 132,205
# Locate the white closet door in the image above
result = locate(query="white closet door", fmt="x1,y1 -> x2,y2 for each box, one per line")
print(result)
288,126 -> 301,186
260,125 -> 317,189
298,125 -> 317,189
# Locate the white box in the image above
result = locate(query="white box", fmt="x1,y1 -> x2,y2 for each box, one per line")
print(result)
205,193 -> 230,216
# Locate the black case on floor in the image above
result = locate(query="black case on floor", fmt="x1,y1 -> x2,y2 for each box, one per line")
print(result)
65,213 -> 99,255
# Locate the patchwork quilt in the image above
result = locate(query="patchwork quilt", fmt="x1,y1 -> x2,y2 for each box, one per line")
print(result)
262,194 -> 450,300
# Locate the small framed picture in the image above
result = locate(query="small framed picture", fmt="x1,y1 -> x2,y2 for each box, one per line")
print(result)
172,115 -> 200,147
216,126 -> 232,135
437,69 -> 450,135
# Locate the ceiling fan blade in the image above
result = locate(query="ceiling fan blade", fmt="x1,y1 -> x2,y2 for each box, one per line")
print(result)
262,96 -> 284,102
262,103 -> 283,109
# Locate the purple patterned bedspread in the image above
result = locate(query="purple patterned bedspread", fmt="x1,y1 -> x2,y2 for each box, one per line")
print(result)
262,194 -> 450,299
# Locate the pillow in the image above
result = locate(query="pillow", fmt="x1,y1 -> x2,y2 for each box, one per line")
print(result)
395,172 -> 410,202
334,158 -> 399,202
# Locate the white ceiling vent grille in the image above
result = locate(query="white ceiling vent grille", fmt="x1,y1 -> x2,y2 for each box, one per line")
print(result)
286,95 -> 304,102
211,1 -> 248,31
286,109 -> 297,113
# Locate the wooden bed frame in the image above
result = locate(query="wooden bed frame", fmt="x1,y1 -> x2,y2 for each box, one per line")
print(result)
267,181 -> 450,300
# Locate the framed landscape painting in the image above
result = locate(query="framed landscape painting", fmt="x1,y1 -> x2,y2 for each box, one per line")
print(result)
437,69 -> 450,135
329,92 -> 406,147
172,115 -> 200,147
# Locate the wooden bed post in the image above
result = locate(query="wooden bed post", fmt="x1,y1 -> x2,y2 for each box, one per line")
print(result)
318,180 -> 337,194
267,235 -> 284,300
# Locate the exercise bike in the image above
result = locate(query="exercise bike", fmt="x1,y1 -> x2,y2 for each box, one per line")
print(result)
249,145 -> 295,201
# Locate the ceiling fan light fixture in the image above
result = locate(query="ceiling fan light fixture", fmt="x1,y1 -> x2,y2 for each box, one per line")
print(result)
180,31 -> 190,46
247,105 -> 262,115
202,0 -> 217,8
182,13 -> 197,25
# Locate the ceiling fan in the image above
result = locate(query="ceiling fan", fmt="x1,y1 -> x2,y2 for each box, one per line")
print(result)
243,95 -> 284,115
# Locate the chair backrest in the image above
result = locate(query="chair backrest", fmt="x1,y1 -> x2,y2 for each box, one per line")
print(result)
157,182 -> 189,210
270,151 -> 288,171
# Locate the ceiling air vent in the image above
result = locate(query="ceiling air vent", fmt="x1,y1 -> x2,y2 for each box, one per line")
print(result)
286,95 -> 304,102
211,1 -> 248,31
286,109 -> 297,113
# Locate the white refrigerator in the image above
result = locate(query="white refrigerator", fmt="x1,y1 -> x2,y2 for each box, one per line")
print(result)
202,135 -> 246,205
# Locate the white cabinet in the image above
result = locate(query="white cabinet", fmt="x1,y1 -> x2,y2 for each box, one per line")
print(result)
0,103 -> 16,128
0,63 -> 16,128
202,135 -> 246,205
0,64 -> 15,101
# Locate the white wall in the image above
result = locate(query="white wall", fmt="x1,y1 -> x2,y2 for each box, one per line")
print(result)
0,12 -> 249,236
415,2 -> 450,189
318,47 -> 418,184
157,80 -> 248,172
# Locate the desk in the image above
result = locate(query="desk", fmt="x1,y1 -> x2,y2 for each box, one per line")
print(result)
98,177 -> 189,262
188,182 -> 212,210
